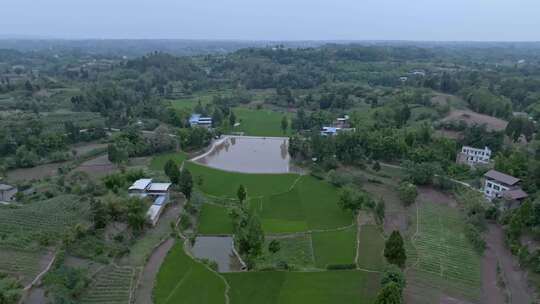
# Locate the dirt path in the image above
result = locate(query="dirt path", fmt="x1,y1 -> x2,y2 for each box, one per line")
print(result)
134,238 -> 176,304
482,224 -> 535,304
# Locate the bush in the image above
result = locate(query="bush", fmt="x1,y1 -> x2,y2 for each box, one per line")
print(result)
326,263 -> 356,270
398,182 -> 417,206
464,223 -> 486,254
327,170 -> 354,187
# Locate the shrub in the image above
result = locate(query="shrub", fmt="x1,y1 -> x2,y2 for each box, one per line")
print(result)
398,182 -> 417,206
464,223 -> 485,254
326,263 -> 356,270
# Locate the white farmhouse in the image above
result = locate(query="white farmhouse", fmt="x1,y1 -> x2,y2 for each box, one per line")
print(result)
0,184 -> 17,202
128,178 -> 172,226
189,114 -> 212,128
458,146 -> 491,165
483,170 -> 527,206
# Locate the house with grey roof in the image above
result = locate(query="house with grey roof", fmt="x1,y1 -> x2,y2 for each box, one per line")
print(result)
483,170 -> 527,207
0,184 -> 17,202
128,178 -> 172,226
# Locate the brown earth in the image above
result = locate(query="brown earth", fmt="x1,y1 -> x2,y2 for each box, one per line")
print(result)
441,109 -> 508,131
417,186 -> 458,208
6,161 -> 68,182
133,238 -> 176,304
74,154 -> 117,178
482,224 -> 535,304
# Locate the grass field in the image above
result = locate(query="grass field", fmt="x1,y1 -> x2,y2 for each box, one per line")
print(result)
312,227 -> 357,268
258,235 -> 315,269
225,270 -> 380,304
198,204 -> 234,235
406,201 -> 481,302
154,243 -> 226,304
0,247 -> 48,285
232,107 -> 291,137
149,152 -> 187,171
356,225 -> 386,271
185,161 -> 298,198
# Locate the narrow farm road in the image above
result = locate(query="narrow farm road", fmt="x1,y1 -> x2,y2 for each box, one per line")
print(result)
134,238 -> 176,304
482,224 -> 535,304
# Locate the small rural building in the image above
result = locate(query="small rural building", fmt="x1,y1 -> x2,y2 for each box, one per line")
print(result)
483,170 -> 528,206
457,146 -> 492,166
189,114 -> 212,128
321,115 -> 354,136
0,184 -> 17,202
128,179 -> 172,226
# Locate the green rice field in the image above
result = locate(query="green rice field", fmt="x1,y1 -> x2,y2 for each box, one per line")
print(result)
233,107 -> 291,137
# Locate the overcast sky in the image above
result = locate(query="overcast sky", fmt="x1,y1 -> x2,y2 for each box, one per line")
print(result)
2,0 -> 539,41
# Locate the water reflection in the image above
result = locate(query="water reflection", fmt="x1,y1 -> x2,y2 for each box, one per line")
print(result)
190,236 -> 242,272
195,136 -> 290,173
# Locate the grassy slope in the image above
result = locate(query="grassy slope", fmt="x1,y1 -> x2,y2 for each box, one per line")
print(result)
311,227 -> 357,268
154,243 -> 226,304
149,152 -> 188,171
233,107 -> 291,137
198,204 -> 234,235
356,225 -> 386,271
225,270 -> 380,304
185,161 -> 298,198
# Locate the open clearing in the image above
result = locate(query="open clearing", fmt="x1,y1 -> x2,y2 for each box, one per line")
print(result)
225,270 -> 380,304
356,225 -> 386,271
441,109 -> 508,131
233,107 -> 292,137
198,203 -> 234,235
149,151 -> 188,171
312,227 -> 357,268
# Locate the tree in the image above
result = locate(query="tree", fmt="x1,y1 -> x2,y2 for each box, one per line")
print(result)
375,198 -> 386,225
372,161 -> 381,172
126,197 -> 146,232
237,184 -> 247,203
384,231 -> 407,268
398,182 -> 417,206
268,240 -> 281,254
108,142 -> 129,166
229,111 -> 236,126
281,116 -> 289,134
179,169 -> 194,200
90,199 -> 108,229
164,160 -> 180,184
381,265 -> 406,291
337,186 -> 372,214
374,282 -> 402,304
0,273 -> 22,304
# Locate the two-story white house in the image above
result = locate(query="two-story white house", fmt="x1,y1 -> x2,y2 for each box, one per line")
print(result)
483,170 -> 528,206
128,178 -> 172,226
458,146 -> 491,166
189,114 -> 212,128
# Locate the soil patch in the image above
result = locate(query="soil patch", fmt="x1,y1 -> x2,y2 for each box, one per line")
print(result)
74,154 -> 116,178
441,110 -> 508,131
417,186 -> 458,208
482,224 -> 535,304
6,162 -> 68,182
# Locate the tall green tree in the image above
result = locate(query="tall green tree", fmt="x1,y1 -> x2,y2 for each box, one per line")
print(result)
179,169 -> 194,200
374,282 -> 402,304
229,111 -> 236,126
281,116 -> 289,134
237,184 -> 247,203
398,182 -> 417,206
384,231 -> 407,268
164,159 -> 180,184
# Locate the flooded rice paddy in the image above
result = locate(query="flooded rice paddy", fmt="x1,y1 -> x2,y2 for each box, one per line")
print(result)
193,136 -> 290,173
190,236 -> 242,272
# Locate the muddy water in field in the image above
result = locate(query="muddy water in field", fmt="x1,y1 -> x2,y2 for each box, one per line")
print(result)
190,236 -> 242,272
194,136 -> 290,173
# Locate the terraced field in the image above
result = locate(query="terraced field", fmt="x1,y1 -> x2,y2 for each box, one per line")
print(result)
406,201 -> 481,303
81,265 -> 136,304
233,107 -> 292,137
0,195 -> 90,247
0,247 -> 49,285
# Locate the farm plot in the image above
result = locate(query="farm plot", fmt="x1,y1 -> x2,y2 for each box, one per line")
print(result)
311,227 -> 356,268
356,225 -> 386,271
185,161 -> 298,198
232,107 -> 291,137
154,243 -> 226,304
0,195 -> 90,248
80,265 -> 135,304
257,234 -> 315,269
0,247 -> 50,285
150,152 -> 187,171
406,201 -> 481,302
198,203 -> 234,235
225,270 -> 380,304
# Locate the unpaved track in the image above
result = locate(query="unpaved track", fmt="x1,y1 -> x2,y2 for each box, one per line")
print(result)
483,224 -> 534,304
134,238 -> 176,304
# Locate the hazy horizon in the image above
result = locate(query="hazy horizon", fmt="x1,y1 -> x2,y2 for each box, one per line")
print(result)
2,0 -> 540,42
